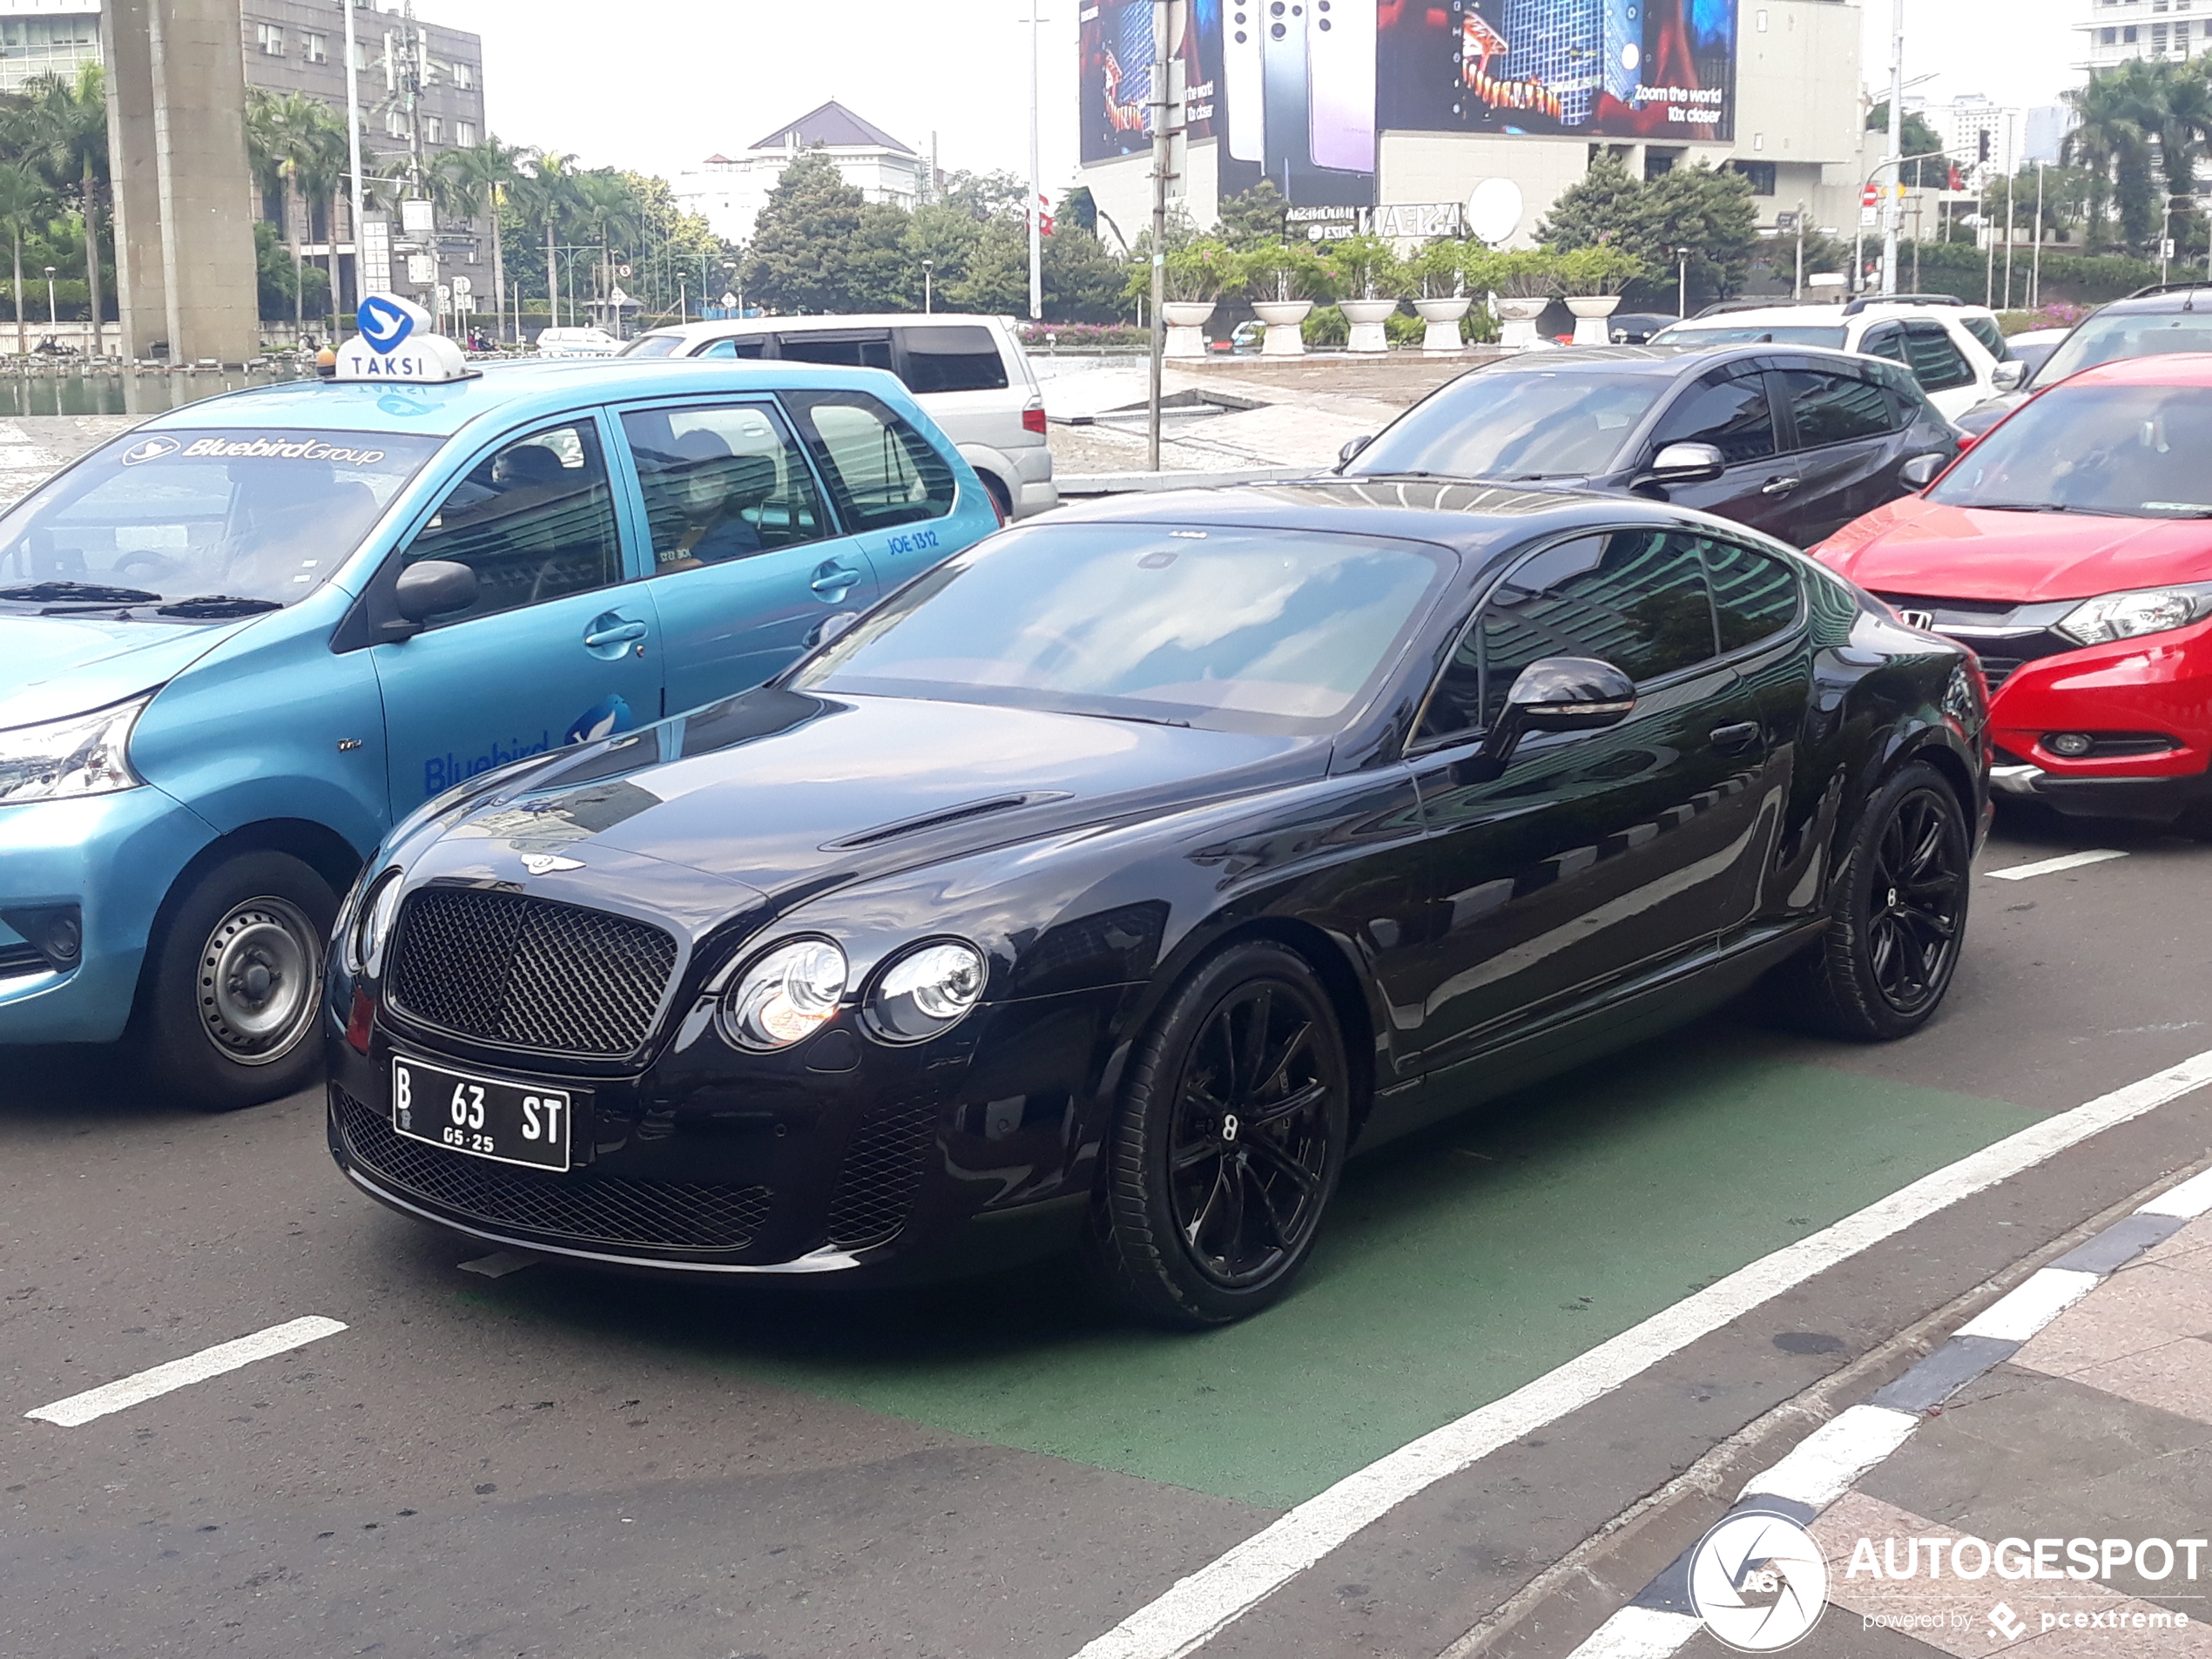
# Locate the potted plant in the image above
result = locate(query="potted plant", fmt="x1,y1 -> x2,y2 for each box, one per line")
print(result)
1238,239 -> 1343,357
1555,245 -> 1644,344
1141,238 -> 1242,358
1327,233 -> 1406,354
1406,239 -> 1475,353
1491,248 -> 1561,350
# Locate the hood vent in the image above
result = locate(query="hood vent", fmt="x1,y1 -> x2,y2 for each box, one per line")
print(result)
823,792 -> 1071,852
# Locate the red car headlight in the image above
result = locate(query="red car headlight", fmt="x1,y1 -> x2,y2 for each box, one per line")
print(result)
2054,584 -> 2212,648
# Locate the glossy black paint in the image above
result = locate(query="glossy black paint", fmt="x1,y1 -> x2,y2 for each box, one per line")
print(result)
326,482 -> 1989,1281
1344,344 -> 1960,549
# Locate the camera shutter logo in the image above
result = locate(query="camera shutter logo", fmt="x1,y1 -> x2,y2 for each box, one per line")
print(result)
1688,1510 -> 1829,1652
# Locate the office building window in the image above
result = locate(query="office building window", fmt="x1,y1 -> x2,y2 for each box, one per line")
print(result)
386,109 -> 408,138
455,121 -> 477,148
1728,159 -> 1777,195
255,22 -> 284,54
453,61 -> 475,89
423,115 -> 442,144
351,38 -> 369,69
2126,24 -> 2141,39
304,30 -> 327,61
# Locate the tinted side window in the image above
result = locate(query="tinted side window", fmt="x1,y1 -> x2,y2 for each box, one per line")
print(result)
1419,530 -> 1718,743
1903,321 -> 1974,392
776,331 -> 894,372
696,336 -> 768,360
1778,369 -> 1892,448
1860,324 -> 1910,366
785,389 -> 957,530
1962,315 -> 2008,360
1650,374 -> 1777,463
895,325 -> 1010,394
1701,537 -> 1803,651
620,401 -> 826,570
399,422 -> 622,624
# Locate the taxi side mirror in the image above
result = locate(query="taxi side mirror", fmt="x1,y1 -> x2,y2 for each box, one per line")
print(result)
392,559 -> 479,627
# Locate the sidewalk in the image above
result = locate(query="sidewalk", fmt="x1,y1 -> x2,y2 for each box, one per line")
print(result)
1570,1166 -> 2212,1659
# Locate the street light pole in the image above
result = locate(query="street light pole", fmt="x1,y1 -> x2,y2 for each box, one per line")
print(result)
341,0 -> 366,316
2001,112 -> 2018,307
1027,3 -> 1043,322
2032,159 -> 2047,310
1793,199 -> 1806,300
1881,0 -> 1904,295
922,259 -> 934,314
1677,247 -> 1690,319
1145,0 -> 1174,471
44,265 -> 56,334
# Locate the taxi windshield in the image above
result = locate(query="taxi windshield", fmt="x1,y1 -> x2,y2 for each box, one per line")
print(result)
0,428 -> 441,617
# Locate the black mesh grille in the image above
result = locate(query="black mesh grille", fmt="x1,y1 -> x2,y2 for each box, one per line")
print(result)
824,1104 -> 937,1251
336,1085 -> 772,1252
388,887 -> 678,1055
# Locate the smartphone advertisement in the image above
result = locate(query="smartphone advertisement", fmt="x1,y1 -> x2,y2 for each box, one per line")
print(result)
1080,0 -> 1219,164
1377,0 -> 1737,143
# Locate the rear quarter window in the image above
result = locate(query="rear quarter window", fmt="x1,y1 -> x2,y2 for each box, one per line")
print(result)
895,325 -> 1010,395
784,389 -> 958,531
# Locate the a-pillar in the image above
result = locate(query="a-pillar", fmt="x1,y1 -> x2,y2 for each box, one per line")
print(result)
102,0 -> 260,365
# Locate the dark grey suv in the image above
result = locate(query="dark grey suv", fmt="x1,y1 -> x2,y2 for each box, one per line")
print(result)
1339,344 -> 1959,549
1955,282 -> 2212,436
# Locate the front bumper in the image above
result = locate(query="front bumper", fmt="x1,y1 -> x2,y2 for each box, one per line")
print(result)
325,981 -> 1130,1280
0,786 -> 213,1044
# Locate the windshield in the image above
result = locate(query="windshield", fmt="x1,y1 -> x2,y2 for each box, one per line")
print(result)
1650,323 -> 1849,348
1345,370 -> 1666,481
0,428 -> 441,617
2033,307 -> 2212,386
620,335 -> 685,359
791,522 -> 1451,734
1930,382 -> 2212,517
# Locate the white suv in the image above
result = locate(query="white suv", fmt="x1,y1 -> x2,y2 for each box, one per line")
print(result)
623,314 -> 1057,518
1652,297 -> 2010,421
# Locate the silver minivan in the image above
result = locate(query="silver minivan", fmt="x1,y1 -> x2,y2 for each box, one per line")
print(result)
622,314 -> 1057,518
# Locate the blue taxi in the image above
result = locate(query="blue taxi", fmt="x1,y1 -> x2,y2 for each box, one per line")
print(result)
0,304 -> 1000,1107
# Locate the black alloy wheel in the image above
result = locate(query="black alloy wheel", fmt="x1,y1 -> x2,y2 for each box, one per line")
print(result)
1772,760 -> 1970,1042
1082,941 -> 1351,1327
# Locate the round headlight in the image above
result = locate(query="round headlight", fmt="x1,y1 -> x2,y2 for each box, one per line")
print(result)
721,939 -> 848,1050
349,869 -> 405,976
866,941 -> 986,1043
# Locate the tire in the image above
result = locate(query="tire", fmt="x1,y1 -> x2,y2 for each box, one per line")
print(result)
1081,941 -> 1351,1327
138,851 -> 339,1111
1772,761 -> 1971,1042
981,472 -> 1014,523
2178,801 -> 2212,843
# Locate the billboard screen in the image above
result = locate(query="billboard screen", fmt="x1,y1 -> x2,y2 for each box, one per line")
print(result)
1379,0 -> 1736,144
1080,0 -> 1218,165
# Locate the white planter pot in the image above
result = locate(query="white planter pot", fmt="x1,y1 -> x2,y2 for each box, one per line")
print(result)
1252,300 -> 1314,356
1161,300 -> 1217,360
1494,295 -> 1550,351
1413,296 -> 1472,353
1566,293 -> 1623,346
1340,298 -> 1399,354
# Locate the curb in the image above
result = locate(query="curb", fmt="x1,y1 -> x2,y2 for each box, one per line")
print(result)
1566,1166 -> 2212,1658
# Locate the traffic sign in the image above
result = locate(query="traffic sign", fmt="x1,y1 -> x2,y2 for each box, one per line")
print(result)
450,274 -> 472,296
1862,184 -> 1880,208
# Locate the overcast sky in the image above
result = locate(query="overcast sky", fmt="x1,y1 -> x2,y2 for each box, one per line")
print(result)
428,0 -> 2079,196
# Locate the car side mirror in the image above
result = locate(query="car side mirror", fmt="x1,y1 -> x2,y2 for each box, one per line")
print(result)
1991,360 -> 2027,393
1338,435 -> 1373,469
1642,442 -> 1727,487
805,610 -> 860,650
1453,657 -> 1637,783
1899,453 -> 1947,491
392,559 -> 479,626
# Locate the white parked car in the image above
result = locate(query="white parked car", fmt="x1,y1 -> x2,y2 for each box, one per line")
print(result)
623,314 -> 1056,518
1652,296 -> 2011,421
533,326 -> 624,358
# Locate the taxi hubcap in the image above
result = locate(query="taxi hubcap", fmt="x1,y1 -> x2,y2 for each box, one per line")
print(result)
197,898 -> 318,1063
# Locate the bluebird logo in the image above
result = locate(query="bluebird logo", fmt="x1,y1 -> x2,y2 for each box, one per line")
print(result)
118,435 -> 180,467
356,294 -> 418,353
564,694 -> 634,746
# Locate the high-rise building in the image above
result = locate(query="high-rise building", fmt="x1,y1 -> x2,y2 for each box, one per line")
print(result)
2076,0 -> 2210,71
673,102 -> 927,246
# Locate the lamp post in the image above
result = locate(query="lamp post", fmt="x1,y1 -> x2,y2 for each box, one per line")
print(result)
723,260 -> 738,319
44,266 -> 56,334
1676,247 -> 1691,319
1880,0 -> 1905,294
921,258 -> 934,314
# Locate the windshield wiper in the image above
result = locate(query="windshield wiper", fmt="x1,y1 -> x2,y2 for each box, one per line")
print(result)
156,595 -> 284,618
0,579 -> 164,604
1957,502 -> 2127,517
1070,709 -> 1192,728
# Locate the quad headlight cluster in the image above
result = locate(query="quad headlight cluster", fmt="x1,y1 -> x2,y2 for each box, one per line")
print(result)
718,936 -> 986,1051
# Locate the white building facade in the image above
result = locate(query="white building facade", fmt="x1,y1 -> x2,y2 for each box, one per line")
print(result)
672,101 -> 927,246
2077,0 -> 2212,70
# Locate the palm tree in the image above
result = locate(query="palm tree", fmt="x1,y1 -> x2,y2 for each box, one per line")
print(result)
17,64 -> 109,355
435,138 -> 523,341
2067,60 -> 2161,252
572,168 -> 641,329
2154,59 -> 2212,258
289,106 -> 351,341
518,150 -> 580,327
0,162 -> 53,354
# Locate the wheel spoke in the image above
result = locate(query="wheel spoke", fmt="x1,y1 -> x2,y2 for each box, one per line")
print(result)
1216,1158 -> 1250,1267
1171,1138 -> 1221,1172
1234,987 -> 1274,1103
1244,1159 -> 1295,1250
1183,1161 -> 1229,1250
1245,1076 -> 1328,1130
1243,1133 -> 1320,1196
1251,1018 -> 1312,1102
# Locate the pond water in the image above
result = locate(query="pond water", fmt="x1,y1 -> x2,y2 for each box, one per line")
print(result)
0,365 -> 314,417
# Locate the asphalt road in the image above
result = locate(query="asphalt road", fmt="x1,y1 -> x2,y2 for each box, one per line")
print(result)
4,805 -> 2209,1659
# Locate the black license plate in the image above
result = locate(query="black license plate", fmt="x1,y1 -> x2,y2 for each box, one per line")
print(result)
391,1055 -> 576,1173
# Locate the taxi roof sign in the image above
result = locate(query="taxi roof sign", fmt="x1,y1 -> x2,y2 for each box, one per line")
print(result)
333,293 -> 476,384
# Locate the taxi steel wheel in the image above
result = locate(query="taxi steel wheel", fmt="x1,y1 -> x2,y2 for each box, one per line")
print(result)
142,851 -> 338,1111
1778,761 -> 1969,1042
1082,941 -> 1349,1327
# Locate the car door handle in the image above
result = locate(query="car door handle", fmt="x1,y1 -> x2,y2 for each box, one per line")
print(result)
583,620 -> 648,649
1710,720 -> 1764,755
810,564 -> 861,594
1760,476 -> 1804,496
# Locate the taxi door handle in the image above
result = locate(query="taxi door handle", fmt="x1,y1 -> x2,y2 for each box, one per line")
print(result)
583,619 -> 648,649
810,563 -> 861,595
1760,476 -> 1804,496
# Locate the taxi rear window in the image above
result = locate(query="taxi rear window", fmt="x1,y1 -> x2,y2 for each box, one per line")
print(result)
0,427 -> 442,617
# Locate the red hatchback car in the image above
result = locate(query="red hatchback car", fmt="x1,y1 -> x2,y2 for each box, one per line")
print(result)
1815,354 -> 2212,836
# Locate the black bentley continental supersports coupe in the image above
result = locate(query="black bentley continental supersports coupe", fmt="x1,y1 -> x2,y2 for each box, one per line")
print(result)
326,482 -> 1989,1326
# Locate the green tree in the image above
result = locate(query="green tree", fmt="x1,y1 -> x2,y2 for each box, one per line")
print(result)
516,150 -> 583,325
1866,102 -> 1952,188
1534,154 -> 1648,253
742,151 -> 867,314
940,168 -> 1028,222
1042,224 -> 1128,321
904,202 -> 983,300
435,138 -> 525,337
2067,61 -> 2161,252
17,64 -> 110,353
0,160 -> 51,353
1643,163 -> 1761,301
1216,181 -> 1291,249
946,217 -> 1029,314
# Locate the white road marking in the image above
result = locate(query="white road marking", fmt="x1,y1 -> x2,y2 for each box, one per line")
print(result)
1562,1607 -> 1703,1659
1738,1403 -> 1919,1507
2140,1166 -> 2212,1219
1066,1046 -> 2212,1659
1954,1266 -> 2101,1342
24,1317 -> 347,1428
458,1250 -> 540,1278
1984,848 -> 2128,881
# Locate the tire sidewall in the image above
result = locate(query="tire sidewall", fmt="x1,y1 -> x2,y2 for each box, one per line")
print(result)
1092,941 -> 1351,1325
141,850 -> 340,1110
1834,762 -> 1971,1039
